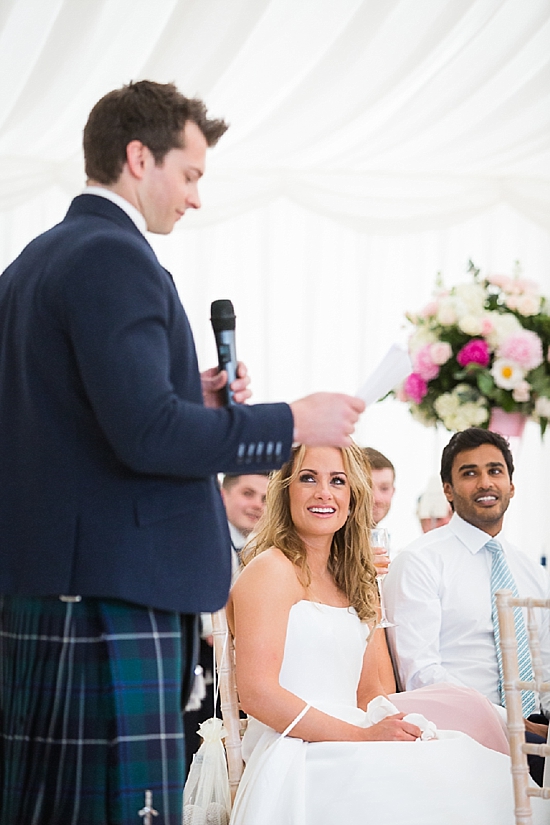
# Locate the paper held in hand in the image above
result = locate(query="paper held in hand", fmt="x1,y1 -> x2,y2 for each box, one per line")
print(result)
355,344 -> 412,406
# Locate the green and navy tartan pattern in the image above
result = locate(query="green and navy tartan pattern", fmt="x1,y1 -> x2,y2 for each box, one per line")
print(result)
487,539 -> 536,717
0,595 -> 187,825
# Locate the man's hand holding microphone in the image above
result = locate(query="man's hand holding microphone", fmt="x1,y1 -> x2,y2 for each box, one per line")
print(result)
202,299 -> 365,446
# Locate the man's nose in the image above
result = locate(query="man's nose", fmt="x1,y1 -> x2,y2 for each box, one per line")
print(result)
187,186 -> 201,209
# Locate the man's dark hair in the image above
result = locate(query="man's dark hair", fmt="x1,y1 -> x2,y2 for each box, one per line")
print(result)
362,447 -> 395,476
440,428 -> 514,485
83,80 -> 228,185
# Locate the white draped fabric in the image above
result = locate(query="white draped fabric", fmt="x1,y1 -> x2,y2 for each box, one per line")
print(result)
2,0 -> 550,555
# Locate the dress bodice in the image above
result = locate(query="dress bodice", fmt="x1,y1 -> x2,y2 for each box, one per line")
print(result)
279,601 -> 370,716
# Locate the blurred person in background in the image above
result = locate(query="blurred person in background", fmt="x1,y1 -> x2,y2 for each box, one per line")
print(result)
417,475 -> 453,533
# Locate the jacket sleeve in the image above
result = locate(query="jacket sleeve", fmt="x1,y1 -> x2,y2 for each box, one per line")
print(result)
60,232 -> 294,478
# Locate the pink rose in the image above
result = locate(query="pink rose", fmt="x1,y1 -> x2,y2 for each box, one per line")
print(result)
421,301 -> 439,319
430,341 -> 452,366
487,274 -> 513,290
457,339 -> 490,368
413,344 -> 440,381
497,330 -> 543,371
480,317 -> 494,336
512,380 -> 531,403
404,373 -> 428,404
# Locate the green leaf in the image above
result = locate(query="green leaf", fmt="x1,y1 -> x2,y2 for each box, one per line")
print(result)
493,390 -> 516,412
476,372 -> 496,396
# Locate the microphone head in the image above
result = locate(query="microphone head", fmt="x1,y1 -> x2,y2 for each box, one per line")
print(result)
210,299 -> 236,332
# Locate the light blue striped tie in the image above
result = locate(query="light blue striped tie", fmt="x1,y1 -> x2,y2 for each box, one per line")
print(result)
487,538 -> 536,717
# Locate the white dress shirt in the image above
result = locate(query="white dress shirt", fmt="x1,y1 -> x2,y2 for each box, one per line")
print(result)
384,513 -> 550,712
83,186 -> 147,235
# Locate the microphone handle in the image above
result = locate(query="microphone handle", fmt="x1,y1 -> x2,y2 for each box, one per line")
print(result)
215,329 -> 237,406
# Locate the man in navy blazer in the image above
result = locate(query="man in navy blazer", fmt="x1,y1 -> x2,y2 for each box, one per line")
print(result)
0,81 -> 364,824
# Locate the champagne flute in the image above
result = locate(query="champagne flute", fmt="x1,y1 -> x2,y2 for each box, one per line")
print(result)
370,527 -> 395,628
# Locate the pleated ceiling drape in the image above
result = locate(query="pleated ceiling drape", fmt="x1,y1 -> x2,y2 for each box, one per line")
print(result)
2,0 -> 550,552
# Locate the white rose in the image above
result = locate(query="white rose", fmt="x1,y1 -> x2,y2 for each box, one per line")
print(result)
434,392 -> 459,418
440,414 -> 457,431
471,404 -> 489,426
454,411 -> 473,431
535,397 -> 550,418
516,293 -> 541,317
486,313 -> 522,348
458,314 -> 483,335
454,283 -> 486,315
436,298 -> 457,326
451,403 -> 489,431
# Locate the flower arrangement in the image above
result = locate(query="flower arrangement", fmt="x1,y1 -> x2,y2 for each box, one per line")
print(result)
395,262 -> 550,434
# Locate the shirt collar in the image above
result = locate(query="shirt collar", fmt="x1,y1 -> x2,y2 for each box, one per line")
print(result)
83,186 -> 147,236
449,512 -> 504,554
228,521 -> 247,551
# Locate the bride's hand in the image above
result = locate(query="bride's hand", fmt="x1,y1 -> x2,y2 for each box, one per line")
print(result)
362,713 -> 421,742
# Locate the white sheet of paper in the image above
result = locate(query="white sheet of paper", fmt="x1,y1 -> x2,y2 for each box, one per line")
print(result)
355,343 -> 412,406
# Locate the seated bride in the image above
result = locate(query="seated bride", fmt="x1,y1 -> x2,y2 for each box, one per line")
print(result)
227,443 -> 546,825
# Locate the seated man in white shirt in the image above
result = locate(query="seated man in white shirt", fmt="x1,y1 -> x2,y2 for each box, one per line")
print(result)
384,427 -> 550,781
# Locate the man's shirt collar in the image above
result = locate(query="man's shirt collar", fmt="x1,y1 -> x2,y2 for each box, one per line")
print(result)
449,512 -> 503,554
83,186 -> 147,236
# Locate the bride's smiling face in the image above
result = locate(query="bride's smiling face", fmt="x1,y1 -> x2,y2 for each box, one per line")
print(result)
289,447 -> 350,540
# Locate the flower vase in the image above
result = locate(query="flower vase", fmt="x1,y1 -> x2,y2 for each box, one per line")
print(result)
488,407 -> 526,438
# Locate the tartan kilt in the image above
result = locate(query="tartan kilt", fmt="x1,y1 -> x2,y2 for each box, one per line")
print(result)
0,595 -> 194,825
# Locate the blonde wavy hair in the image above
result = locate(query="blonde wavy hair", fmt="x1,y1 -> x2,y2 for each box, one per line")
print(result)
242,444 -> 379,623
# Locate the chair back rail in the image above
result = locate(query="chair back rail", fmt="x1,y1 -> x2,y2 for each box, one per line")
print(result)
211,608 -> 245,803
496,589 -> 550,825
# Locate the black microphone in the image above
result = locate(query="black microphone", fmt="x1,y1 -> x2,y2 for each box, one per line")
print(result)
210,299 -> 237,406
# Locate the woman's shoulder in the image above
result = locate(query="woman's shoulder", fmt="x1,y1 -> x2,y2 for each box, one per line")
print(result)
228,547 -> 303,633
233,546 -> 303,598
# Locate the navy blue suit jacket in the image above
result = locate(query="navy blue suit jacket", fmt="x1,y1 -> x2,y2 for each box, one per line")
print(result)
0,195 -> 293,613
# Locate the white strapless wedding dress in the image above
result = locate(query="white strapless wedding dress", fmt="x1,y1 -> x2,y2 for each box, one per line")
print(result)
230,600 -> 548,825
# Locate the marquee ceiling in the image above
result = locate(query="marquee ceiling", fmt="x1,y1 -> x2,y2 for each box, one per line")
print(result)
1,0 -> 549,231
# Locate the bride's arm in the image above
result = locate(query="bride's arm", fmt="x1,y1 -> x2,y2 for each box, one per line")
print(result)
357,627 -> 395,709
228,548 -> 419,743
375,625 -> 397,695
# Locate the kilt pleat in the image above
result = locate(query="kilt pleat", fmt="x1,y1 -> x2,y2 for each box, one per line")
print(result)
0,595 -> 187,825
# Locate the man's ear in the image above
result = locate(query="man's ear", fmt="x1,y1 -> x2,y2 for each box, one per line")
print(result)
125,140 -> 150,179
443,481 -> 453,504
509,482 -> 515,500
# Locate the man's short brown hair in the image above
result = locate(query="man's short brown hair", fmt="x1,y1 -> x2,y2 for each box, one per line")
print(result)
83,80 -> 228,185
222,472 -> 270,492
362,447 -> 395,476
